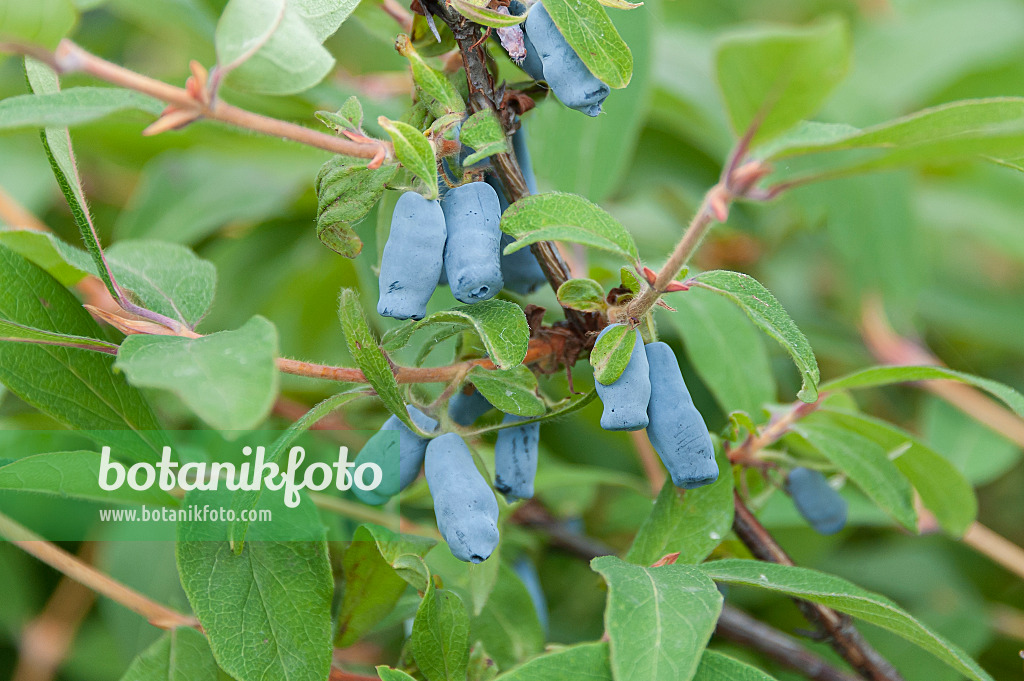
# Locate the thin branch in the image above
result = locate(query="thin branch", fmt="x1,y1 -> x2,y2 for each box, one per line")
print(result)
629,430 -> 666,494
0,511 -> 198,631
963,522 -> 1024,582
716,605 -> 863,681
732,494 -> 906,681
0,41 -> 391,161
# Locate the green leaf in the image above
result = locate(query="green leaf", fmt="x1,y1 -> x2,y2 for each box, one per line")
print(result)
336,524 -> 436,647
377,668 -> 418,681
66,240 -> 217,328
411,583 -> 471,681
715,17 -> 850,146
177,509 -> 333,681
762,98 -> 1024,180
821,365 -> 1024,418
790,414 -> 917,531
0,244 -> 163,447
316,96 -> 364,135
460,110 -> 509,166
396,35 -> 465,117
589,323 -> 634,385
116,316 -> 279,431
120,627 -> 228,681
215,0 -> 357,95
592,556 -> 723,681
626,448 -> 733,565
703,560 -> 996,681
0,88 -> 161,131
315,158 -> 398,259
820,409 -> 977,536
694,650 -> 778,681
0,228 -> 87,286
668,286 -> 775,417
337,288 -> 417,430
541,0 -> 633,88
556,279 -> 607,313
692,270 -> 819,402
0,451 -> 176,507
0,0 -> 77,48
467,365 -> 545,417
471,564 -> 545,669
469,389 -> 598,435
416,300 -> 529,370
449,0 -> 526,28
501,193 -> 639,264
923,397 -> 1021,486
26,57 -> 117,300
378,116 -> 438,200
0,318 -> 117,353
494,642 -> 611,680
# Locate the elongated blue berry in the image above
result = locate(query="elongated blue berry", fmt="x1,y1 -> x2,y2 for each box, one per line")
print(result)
595,325 -> 651,431
494,414 -> 539,501
425,433 -> 500,562
511,124 -> 538,194
787,467 -> 848,535
644,342 -> 718,489
378,192 -> 446,320
449,388 -> 494,426
501,0 -> 546,81
353,406 -> 439,506
441,182 -> 504,303
524,3 -> 610,116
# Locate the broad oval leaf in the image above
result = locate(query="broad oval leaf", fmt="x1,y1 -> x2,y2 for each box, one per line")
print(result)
702,559 -> 996,681
177,499 -> 333,681
460,110 -> 509,166
821,408 -> 977,536
396,35 -> 465,117
591,555 -> 723,681
556,278 -> 607,313
379,116 -> 439,200
790,413 -> 917,532
116,316 -> 279,431
715,17 -> 850,146
589,323 -> 634,385
542,0 -> 633,89
495,642 -> 611,680
626,449 -> 733,565
0,0 -> 77,48
119,627 -> 227,681
502,192 -> 639,264
411,584 -> 471,681
416,299 -> 529,370
821,364 -> 1024,418
467,365 -> 545,417
692,270 -> 819,402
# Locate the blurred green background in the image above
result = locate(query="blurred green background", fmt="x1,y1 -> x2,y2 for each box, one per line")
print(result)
0,0 -> 1022,679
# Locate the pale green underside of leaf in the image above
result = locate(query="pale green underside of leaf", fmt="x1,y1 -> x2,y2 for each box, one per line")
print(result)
467,365 -> 546,417
116,316 -> 279,431
703,560 -> 995,681
693,270 -> 819,402
379,116 -> 439,200
0,88 -> 161,131
589,323 -> 634,385
556,278 -> 606,313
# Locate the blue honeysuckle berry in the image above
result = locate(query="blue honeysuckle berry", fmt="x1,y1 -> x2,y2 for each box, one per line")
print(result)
787,466 -> 848,535
494,413 -> 540,501
524,2 -> 610,116
377,192 -> 446,320
448,388 -> 494,426
644,341 -> 719,489
441,181 -> 504,303
425,433 -> 500,563
353,406 -> 439,506
594,324 -> 651,431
